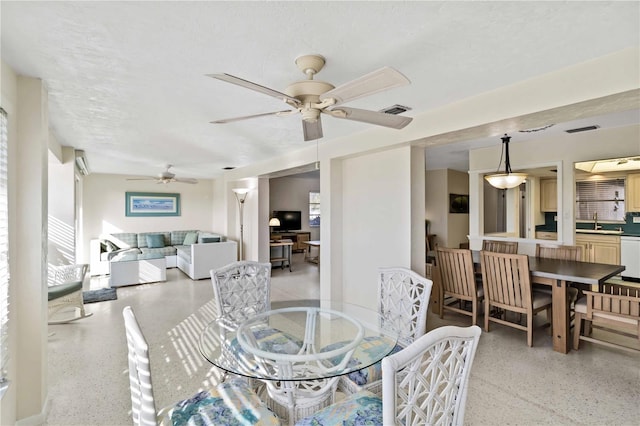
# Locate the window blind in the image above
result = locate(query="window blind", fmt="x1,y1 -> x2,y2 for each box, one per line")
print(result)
0,108 -> 8,397
575,179 -> 625,221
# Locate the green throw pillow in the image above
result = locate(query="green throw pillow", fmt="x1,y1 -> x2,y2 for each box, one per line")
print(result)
146,234 -> 165,248
183,232 -> 198,245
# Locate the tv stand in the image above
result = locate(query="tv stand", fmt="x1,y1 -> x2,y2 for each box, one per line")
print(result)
271,231 -> 310,252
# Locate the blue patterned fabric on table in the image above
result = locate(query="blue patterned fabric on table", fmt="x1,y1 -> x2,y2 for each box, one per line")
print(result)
230,326 -> 302,358
295,391 -> 382,426
322,336 -> 402,386
168,379 -> 280,425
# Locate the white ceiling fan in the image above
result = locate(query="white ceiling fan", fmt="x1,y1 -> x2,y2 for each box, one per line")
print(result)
126,165 -> 198,184
207,54 -> 413,141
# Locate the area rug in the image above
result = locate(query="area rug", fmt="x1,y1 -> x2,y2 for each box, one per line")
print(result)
83,288 -> 117,304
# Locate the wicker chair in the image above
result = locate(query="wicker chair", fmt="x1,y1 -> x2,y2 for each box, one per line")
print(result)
212,261 -> 318,425
337,267 -> 432,397
573,283 -> 640,352
481,251 -> 552,347
436,247 -> 483,325
122,306 -> 280,426
296,325 -> 482,426
47,263 -> 92,324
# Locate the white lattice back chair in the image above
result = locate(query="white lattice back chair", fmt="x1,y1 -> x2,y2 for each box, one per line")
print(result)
123,306 -> 281,426
338,267 -> 433,396
211,260 -> 272,325
296,325 -> 482,426
47,263 -> 92,324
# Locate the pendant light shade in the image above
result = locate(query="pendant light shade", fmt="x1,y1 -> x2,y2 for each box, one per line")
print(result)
484,134 -> 527,189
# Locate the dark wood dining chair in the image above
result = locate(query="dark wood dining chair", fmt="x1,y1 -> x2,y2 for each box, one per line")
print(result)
482,239 -> 518,254
436,247 -> 483,325
480,251 -> 552,347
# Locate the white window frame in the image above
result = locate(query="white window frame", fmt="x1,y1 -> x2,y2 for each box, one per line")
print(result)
309,191 -> 320,228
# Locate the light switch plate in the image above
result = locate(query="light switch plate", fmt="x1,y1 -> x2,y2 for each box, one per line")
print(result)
633,216 -> 640,223
554,215 -> 558,221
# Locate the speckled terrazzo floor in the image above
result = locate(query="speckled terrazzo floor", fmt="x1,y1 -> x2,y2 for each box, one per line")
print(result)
45,255 -> 640,425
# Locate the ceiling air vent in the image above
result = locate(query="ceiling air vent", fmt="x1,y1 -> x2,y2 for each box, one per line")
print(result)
379,104 -> 412,115
565,125 -> 600,134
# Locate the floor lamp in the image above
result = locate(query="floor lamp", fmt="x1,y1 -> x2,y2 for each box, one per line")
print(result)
232,188 -> 250,260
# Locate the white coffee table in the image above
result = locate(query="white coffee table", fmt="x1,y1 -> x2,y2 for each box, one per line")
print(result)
110,252 -> 166,287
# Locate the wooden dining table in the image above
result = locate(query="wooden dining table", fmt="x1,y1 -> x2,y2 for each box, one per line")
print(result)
471,251 -> 625,353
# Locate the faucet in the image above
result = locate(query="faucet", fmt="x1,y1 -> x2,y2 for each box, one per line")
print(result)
593,212 -> 602,230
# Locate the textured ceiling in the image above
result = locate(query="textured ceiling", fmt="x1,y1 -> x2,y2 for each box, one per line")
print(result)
1,1 -> 639,178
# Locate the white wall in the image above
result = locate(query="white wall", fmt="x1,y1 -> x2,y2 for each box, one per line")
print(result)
80,173 -> 216,263
269,172 -> 320,241
342,147 -> 412,309
48,147 -> 76,267
425,169 -> 470,249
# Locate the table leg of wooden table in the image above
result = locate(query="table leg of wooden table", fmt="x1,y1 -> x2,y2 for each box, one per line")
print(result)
552,279 -> 570,354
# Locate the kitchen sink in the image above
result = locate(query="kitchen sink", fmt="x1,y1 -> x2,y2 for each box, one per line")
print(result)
575,229 -> 624,235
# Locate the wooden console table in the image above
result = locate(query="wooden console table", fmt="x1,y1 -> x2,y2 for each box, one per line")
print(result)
271,231 -> 310,252
270,239 -> 293,271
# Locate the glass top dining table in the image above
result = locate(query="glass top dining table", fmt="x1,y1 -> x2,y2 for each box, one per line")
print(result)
199,301 -> 400,381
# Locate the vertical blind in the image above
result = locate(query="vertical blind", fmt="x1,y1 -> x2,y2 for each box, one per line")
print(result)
0,108 -> 8,396
575,179 -> 626,221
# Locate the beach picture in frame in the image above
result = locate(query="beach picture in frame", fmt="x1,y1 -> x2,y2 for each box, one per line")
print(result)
449,194 -> 469,214
125,192 -> 181,217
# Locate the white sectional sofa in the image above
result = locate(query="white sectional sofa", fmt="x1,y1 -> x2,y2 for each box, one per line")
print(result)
90,230 -> 237,280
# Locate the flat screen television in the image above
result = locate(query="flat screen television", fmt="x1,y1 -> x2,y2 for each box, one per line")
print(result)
272,210 -> 302,232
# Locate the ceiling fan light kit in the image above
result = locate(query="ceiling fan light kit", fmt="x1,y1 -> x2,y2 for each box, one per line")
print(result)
208,54 -> 413,141
484,134 -> 527,190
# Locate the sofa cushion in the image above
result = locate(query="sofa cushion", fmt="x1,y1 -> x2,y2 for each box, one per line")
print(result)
146,234 -> 165,248
108,233 -> 138,249
137,232 -> 170,248
183,232 -> 198,245
140,246 -> 177,257
106,248 -> 141,261
171,230 -> 199,246
198,233 -> 222,243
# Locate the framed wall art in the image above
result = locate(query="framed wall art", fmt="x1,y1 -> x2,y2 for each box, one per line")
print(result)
125,192 -> 181,217
449,194 -> 469,214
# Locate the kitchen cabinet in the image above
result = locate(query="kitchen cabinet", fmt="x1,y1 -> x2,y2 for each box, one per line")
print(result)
575,234 -> 620,265
540,178 -> 557,212
627,173 -> 640,212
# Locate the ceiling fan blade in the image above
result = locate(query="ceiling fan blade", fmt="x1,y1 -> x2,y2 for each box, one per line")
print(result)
302,116 -> 323,141
329,107 -> 413,129
207,73 -> 301,106
126,177 -> 157,181
211,110 -> 295,124
319,67 -> 410,106
174,178 -> 199,184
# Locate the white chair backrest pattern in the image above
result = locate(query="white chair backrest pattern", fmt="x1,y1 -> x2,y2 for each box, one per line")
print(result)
49,263 -> 88,287
123,306 -> 158,426
382,325 -> 482,426
211,261 -> 272,325
378,267 -> 433,348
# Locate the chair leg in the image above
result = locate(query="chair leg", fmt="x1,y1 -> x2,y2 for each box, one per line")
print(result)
471,300 -> 477,326
573,312 -> 583,350
484,301 -> 490,332
527,313 -> 534,347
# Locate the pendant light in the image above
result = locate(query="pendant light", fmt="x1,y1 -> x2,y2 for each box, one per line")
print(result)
484,134 -> 527,189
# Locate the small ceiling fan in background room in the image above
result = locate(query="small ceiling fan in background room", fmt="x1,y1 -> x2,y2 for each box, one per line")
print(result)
207,54 -> 413,141
126,165 -> 198,184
